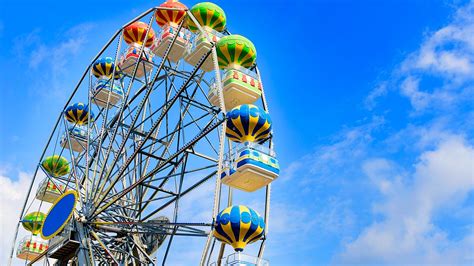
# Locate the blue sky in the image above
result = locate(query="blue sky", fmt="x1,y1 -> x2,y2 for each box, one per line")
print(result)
1,0 -> 473,265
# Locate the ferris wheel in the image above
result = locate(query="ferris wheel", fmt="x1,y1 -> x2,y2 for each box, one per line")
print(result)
9,1 -> 279,265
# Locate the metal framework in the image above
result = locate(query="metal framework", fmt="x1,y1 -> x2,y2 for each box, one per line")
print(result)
9,5 -> 273,266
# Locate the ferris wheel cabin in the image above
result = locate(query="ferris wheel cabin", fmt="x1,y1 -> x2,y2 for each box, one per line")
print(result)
209,66 -> 262,110
91,57 -> 123,107
221,142 -> 279,192
60,126 -> 88,152
35,178 -> 66,203
152,24 -> 190,62
92,79 -> 123,108
185,2 -> 226,71
184,30 -> 223,72
16,236 -> 48,261
153,1 -> 189,62
119,46 -> 154,78
211,252 -> 270,266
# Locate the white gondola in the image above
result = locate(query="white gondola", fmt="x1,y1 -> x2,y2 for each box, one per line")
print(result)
16,235 -> 48,260
184,30 -> 222,71
152,24 -> 190,62
210,252 -> 269,266
35,178 -> 66,203
60,126 -> 88,152
119,45 -> 154,78
208,66 -> 262,110
92,79 -> 123,108
221,142 -> 279,192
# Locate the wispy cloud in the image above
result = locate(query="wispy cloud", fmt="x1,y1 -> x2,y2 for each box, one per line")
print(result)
12,23 -> 94,100
282,115 -> 385,188
14,24 -> 93,69
332,1 -> 474,264
337,137 -> 474,265
365,82 -> 388,110
366,1 -> 474,113
401,4 -> 474,79
271,1 -> 474,264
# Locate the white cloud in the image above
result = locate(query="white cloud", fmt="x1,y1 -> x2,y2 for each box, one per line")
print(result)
399,0 -> 474,111
293,116 -> 384,187
383,119 -> 460,153
278,119 -> 473,264
29,44 -> 48,69
279,160 -> 303,182
400,76 -> 430,111
0,169 -> 32,264
12,29 -> 42,60
403,3 -> 474,79
338,137 -> 474,265
366,1 -> 474,112
274,3 -> 474,260
271,2 -> 474,265
334,3 -> 474,263
362,158 -> 401,195
12,23 -> 94,100
365,82 -> 388,110
50,23 -> 94,72
15,24 -> 93,71
0,168 -> 51,265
